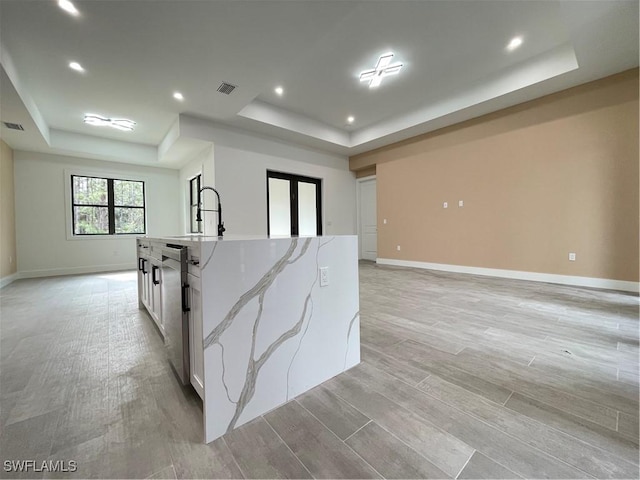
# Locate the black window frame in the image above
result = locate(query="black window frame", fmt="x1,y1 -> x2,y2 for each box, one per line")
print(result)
266,170 -> 322,236
71,174 -> 146,236
189,174 -> 203,233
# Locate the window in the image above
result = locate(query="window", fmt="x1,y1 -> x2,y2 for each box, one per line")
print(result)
267,171 -> 322,236
189,174 -> 203,233
71,175 -> 145,235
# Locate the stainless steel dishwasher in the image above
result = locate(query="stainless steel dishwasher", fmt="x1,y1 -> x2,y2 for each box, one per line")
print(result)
161,243 -> 190,385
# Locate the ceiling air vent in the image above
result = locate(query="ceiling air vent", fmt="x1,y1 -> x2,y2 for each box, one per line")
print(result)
3,122 -> 24,131
217,82 -> 237,95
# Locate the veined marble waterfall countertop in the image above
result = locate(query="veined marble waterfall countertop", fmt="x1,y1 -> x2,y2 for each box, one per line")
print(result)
140,234 -> 339,243
140,234 -> 361,443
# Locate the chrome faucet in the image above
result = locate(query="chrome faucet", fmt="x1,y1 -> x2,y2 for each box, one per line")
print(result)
196,186 -> 225,237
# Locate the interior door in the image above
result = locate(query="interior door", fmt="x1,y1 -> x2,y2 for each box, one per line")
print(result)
267,171 -> 322,236
359,178 -> 377,260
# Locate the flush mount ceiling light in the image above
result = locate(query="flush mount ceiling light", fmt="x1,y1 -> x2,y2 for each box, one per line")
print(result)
173,92 -> 184,101
84,114 -> 136,132
274,86 -> 284,96
360,52 -> 403,88
69,61 -> 84,73
506,36 -> 523,51
58,0 -> 79,16
347,116 -> 355,124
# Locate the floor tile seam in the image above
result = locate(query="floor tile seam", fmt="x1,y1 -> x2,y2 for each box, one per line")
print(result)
488,320 -> 629,349
144,464 -> 176,480
317,381 -> 468,477
371,372 -> 599,479
453,448 -> 475,480
385,345 -> 528,406
292,398 -> 385,479
221,435 -> 248,480
414,374 -> 431,387
341,418 -> 373,443
484,331 -> 627,365
361,342 -> 438,382
535,352 -> 636,382
363,417 -> 468,479
520,373 -> 638,419
502,391 -> 514,406
541,338 -> 640,364
389,325 -> 467,354
450,350 -> 635,417
501,391 -> 640,467
261,411 -> 316,480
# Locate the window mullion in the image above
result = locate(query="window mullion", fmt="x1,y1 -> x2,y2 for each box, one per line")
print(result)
107,179 -> 116,235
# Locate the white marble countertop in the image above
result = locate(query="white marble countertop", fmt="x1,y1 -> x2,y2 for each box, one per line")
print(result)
138,234 -> 354,245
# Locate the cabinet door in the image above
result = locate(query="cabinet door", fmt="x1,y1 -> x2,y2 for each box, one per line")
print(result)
150,259 -> 163,334
188,274 -> 204,399
142,258 -> 151,308
137,258 -> 145,309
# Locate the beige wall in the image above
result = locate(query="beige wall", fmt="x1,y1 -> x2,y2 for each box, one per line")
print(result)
1,140 -> 17,279
351,69 -> 639,282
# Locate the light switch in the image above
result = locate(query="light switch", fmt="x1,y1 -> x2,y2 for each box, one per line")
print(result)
396,245 -> 401,251
320,267 -> 329,286
458,200 -> 464,207
383,219 -> 387,224
443,202 -> 448,208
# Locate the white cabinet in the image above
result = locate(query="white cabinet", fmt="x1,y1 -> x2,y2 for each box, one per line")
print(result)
188,273 -> 204,399
138,239 -> 164,337
149,257 -> 163,335
137,240 -> 151,310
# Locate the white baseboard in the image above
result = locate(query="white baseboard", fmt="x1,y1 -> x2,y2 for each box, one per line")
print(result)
18,263 -> 137,279
0,273 -> 18,289
376,258 -> 640,293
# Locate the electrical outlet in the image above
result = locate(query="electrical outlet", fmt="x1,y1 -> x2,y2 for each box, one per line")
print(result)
383,219 -> 387,224
458,200 -> 464,207
397,245 -> 401,251
569,252 -> 576,261
319,267 -> 329,287
443,202 -> 448,208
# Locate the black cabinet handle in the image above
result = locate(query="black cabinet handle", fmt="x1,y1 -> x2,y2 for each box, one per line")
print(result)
182,284 -> 191,313
152,265 -> 160,285
141,259 -> 147,274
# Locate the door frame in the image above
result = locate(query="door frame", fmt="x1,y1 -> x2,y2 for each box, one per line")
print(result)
356,175 -> 376,260
266,170 -> 323,236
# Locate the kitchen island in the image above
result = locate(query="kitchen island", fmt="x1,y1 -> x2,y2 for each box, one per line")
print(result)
137,234 -> 360,443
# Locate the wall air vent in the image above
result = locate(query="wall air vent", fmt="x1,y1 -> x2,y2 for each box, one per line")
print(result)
3,122 -> 24,131
217,82 -> 237,95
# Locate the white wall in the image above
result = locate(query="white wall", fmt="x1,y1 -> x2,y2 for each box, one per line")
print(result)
182,122 -> 356,236
178,144 -> 215,235
14,151 -> 180,277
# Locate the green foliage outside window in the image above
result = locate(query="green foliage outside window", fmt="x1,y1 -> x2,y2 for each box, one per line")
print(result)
72,175 -> 145,235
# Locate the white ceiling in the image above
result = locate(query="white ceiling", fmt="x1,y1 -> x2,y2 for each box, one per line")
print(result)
0,0 -> 637,168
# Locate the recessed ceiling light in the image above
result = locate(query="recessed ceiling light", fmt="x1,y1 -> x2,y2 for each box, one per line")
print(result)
58,0 -> 79,16
69,61 -> 84,73
506,36 -> 523,51
347,116 -> 355,124
84,114 -> 136,132
173,92 -> 184,101
360,52 -> 403,89
275,86 -> 284,96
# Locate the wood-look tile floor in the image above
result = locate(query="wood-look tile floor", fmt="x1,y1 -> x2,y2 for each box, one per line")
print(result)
1,262 -> 638,479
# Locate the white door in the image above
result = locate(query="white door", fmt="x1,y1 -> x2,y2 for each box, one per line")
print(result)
358,178 -> 377,261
